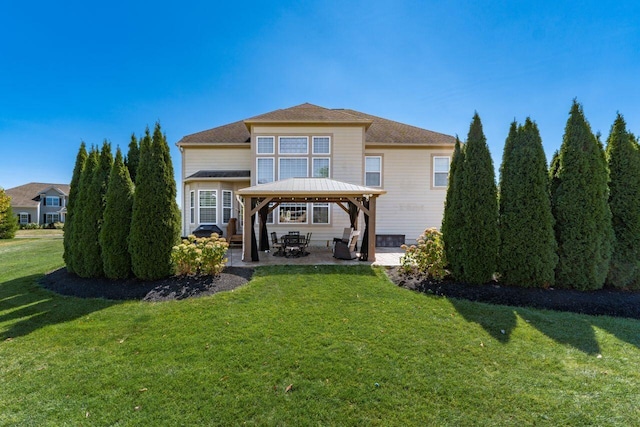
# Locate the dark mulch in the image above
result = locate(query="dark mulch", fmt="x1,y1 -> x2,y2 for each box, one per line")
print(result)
39,266 -> 640,319
385,267 -> 640,320
39,267 -> 254,302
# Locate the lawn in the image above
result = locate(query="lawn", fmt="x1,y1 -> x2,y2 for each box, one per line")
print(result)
1,239 -> 640,425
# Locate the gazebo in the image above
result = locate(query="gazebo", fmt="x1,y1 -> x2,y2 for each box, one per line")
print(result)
236,178 -> 386,262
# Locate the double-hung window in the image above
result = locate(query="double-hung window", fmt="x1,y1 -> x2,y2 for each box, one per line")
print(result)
222,190 -> 232,224
199,190 -> 217,224
46,213 -> 60,223
19,213 -> 29,224
45,196 -> 60,206
189,191 -> 195,224
433,156 -> 450,188
365,156 -> 382,187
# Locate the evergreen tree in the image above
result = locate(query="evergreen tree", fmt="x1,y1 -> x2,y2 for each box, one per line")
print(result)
551,100 -> 613,290
129,123 -> 180,280
77,141 -> 113,278
63,142 -> 88,273
72,147 -> 99,276
498,119 -> 557,287
125,133 -> 140,183
100,147 -> 134,279
606,114 -> 640,289
457,113 -> 499,284
442,137 -> 466,278
0,187 -> 19,239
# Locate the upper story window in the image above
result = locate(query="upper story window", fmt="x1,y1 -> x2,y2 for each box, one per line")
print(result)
257,158 -> 275,184
312,136 -> 330,154
279,137 -> 308,154
45,196 -> 60,206
199,190 -> 217,224
279,158 -> 308,180
433,156 -> 451,188
257,136 -> 275,154
312,158 -> 330,178
365,156 -> 382,187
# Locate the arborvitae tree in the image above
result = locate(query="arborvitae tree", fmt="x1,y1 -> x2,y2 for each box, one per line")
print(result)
605,114 -> 640,289
125,133 -> 140,183
72,147 -> 99,276
77,141 -> 113,278
498,119 -> 557,287
63,142 -> 88,273
0,187 -> 19,239
551,100 -> 613,290
129,123 -> 180,280
457,113 -> 499,284
100,147 -> 134,279
442,137 -> 466,278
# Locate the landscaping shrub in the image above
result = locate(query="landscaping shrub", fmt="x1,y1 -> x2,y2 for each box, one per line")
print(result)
72,147 -> 98,276
441,137 -> 466,278
498,119 -> 557,287
172,234 -> 229,276
0,187 -> 18,239
63,142 -> 87,274
400,228 -> 448,279
20,223 -> 42,230
605,114 -> 640,289
551,100 -> 613,290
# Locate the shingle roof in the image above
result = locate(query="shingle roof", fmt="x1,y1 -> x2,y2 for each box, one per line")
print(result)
177,103 -> 455,146
186,170 -> 250,179
5,182 -> 70,207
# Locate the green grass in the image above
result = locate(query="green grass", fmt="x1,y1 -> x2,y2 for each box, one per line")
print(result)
2,239 -> 640,425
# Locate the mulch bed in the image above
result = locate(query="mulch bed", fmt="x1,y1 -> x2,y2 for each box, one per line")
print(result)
39,266 -> 640,319
385,267 -> 640,320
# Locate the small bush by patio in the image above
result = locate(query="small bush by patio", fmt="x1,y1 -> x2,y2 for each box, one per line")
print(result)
400,228 -> 448,279
172,234 -> 228,276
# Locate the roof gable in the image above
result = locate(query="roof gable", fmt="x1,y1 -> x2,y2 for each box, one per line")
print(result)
177,103 -> 455,146
5,182 -> 70,207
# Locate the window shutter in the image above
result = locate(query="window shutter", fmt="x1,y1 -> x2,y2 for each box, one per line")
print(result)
59,197 -> 62,206
43,197 -> 47,206
28,214 -> 31,222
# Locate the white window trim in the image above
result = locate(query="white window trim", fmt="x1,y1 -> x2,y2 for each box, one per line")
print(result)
312,136 -> 331,155
277,203 -> 308,225
198,189 -> 218,225
45,213 -> 60,223
19,212 -> 29,224
278,136 -> 309,155
278,157 -> 309,180
256,157 -> 275,185
365,155 -> 382,187
311,203 -> 330,224
256,136 -> 275,155
433,156 -> 451,188
222,190 -> 232,224
312,157 -> 331,178
45,196 -> 60,207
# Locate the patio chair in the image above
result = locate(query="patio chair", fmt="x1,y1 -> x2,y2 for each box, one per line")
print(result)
301,232 -> 312,255
333,227 -> 352,244
271,232 -> 284,256
333,230 -> 360,260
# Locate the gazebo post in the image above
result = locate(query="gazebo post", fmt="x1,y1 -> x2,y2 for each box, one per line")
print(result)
242,196 -> 253,261
368,196 -> 377,261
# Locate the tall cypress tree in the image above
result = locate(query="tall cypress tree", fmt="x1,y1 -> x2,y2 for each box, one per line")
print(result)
63,142 -> 88,273
498,119 -> 557,287
100,147 -> 134,279
551,100 -> 613,290
442,137 -> 466,278
73,147 -> 98,276
78,141 -> 113,278
606,114 -> 640,289
457,113 -> 499,284
129,123 -> 180,280
125,133 -> 140,184
0,187 -> 18,239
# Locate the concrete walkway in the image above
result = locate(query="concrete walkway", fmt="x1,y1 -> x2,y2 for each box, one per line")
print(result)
224,246 -> 403,267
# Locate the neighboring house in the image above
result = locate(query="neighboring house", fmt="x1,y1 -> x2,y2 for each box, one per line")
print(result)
176,103 -> 456,251
5,183 -> 70,226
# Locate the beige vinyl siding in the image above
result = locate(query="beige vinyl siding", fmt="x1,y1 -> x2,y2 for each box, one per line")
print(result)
183,147 -> 251,178
368,147 -> 453,244
182,180 -> 249,236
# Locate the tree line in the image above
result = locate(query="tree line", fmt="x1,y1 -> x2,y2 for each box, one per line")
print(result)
442,100 -> 640,291
63,123 -> 181,281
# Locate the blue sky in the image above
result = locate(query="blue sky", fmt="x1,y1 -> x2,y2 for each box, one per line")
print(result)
2,1 -> 639,199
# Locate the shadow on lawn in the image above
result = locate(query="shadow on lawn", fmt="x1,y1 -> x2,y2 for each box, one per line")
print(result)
0,274 -> 118,341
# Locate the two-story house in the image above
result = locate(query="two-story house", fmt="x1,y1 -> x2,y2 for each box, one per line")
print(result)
5,182 -> 70,226
177,103 -> 456,260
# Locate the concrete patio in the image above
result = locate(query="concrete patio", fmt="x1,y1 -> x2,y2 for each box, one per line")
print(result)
224,245 -> 403,267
